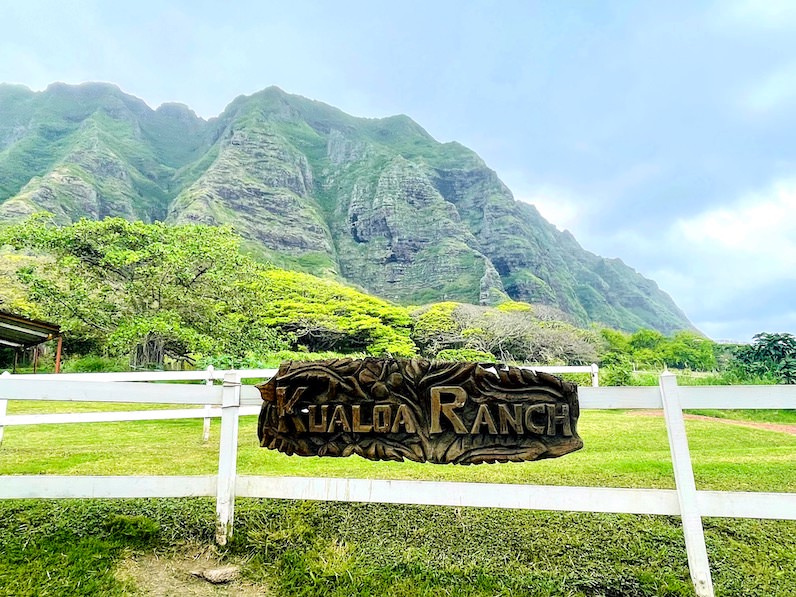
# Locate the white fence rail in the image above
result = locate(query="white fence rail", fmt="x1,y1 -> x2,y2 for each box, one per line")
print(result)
0,367 -> 272,440
1,367 -> 795,597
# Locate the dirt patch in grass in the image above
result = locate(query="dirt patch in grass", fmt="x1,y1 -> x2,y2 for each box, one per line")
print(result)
632,410 -> 796,435
116,543 -> 268,596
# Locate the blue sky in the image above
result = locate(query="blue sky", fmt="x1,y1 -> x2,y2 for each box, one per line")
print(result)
2,0 -> 796,341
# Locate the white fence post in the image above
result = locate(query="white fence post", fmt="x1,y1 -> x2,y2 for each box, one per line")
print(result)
0,371 -> 9,445
660,372 -> 714,597
590,363 -> 599,387
215,371 -> 241,545
203,365 -> 214,442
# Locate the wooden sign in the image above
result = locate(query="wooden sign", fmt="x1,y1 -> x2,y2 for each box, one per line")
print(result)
257,358 -> 582,465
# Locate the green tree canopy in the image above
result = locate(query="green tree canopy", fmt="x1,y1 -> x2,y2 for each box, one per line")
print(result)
658,331 -> 716,371
735,332 -> 796,384
1,216 -> 416,366
1,215 -> 280,365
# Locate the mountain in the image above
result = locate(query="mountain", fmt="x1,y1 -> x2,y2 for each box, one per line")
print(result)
0,82 -> 693,333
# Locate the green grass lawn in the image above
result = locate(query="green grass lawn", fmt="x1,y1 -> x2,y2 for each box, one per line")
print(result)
686,408 -> 796,424
1,399 -> 795,596
3,407 -> 794,492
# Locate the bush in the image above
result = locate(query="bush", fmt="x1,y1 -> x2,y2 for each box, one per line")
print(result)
602,365 -> 633,386
434,348 -> 496,362
734,332 -> 796,384
62,355 -> 128,373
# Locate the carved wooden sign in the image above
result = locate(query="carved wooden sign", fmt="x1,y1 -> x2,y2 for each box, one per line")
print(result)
257,358 -> 582,465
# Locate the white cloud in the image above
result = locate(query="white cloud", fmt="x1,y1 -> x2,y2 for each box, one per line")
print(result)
651,179 -> 796,339
720,0 -> 796,29
675,179 -> 796,275
698,311 -> 796,344
515,185 -> 586,233
0,45 -> 52,89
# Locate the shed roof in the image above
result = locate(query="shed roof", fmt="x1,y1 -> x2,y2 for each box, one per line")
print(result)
0,311 -> 60,349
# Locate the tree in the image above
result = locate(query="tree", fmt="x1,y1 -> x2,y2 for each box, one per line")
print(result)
629,328 -> 665,352
0,247 -> 45,318
244,268 -> 416,357
600,328 -> 630,354
1,216 -> 283,366
410,302 -> 599,364
735,332 -> 796,384
659,331 -> 716,371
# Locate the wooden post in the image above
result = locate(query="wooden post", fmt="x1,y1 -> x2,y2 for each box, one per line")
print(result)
215,371 -> 240,545
54,336 -> 63,374
659,372 -> 714,596
0,370 -> 9,445
203,365 -> 214,442
590,363 -> 599,387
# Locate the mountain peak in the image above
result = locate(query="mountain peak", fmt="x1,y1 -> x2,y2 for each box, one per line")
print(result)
0,82 -> 694,333
155,102 -> 204,122
45,80 -> 123,96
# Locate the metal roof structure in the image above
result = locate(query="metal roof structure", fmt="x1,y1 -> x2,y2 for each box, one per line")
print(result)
0,311 -> 60,349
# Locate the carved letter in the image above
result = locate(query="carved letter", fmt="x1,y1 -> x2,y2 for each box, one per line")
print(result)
352,405 -> 373,433
391,404 -> 416,433
276,387 -> 287,416
309,405 -> 329,433
291,415 -> 307,433
430,386 -> 468,434
470,403 -> 498,435
373,404 -> 392,433
546,404 -> 572,437
524,404 -> 547,434
498,404 -> 524,434
327,404 -> 352,433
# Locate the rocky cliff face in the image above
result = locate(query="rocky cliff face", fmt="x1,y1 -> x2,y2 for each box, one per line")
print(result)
0,82 -> 694,333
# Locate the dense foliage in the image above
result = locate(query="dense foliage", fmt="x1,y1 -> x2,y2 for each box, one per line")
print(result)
0,217 -> 415,366
600,328 -> 717,370
734,332 -> 796,384
412,301 -> 599,364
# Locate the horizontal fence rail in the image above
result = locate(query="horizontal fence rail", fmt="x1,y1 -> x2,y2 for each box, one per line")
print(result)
0,475 -> 217,499
1,475 -> 791,521
1,366 -> 795,597
0,367 -> 273,439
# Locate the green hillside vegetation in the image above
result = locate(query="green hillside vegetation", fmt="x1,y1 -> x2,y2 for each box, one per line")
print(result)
0,82 -> 694,334
0,217 -> 415,367
0,83 -> 210,223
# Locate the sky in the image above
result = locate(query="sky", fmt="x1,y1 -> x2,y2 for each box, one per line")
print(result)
2,0 -> 795,342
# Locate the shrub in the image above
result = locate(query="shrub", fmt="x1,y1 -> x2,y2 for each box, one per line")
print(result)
62,355 -> 128,373
434,348 -> 496,362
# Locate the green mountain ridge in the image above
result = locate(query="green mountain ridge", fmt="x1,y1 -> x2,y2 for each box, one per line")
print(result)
0,82 -> 694,334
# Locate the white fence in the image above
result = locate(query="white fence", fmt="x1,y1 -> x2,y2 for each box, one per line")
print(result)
1,367 -> 795,597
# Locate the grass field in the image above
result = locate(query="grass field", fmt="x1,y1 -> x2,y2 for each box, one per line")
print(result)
1,395 -> 795,596
686,409 -> 796,424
